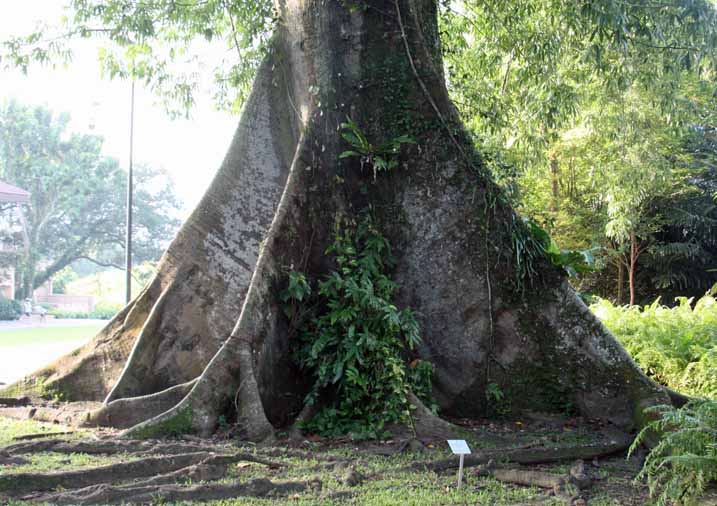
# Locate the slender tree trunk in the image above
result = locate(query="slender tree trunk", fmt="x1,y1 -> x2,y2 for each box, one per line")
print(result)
550,153 -> 560,211
2,0 -> 670,438
16,206 -> 33,300
629,232 -> 638,306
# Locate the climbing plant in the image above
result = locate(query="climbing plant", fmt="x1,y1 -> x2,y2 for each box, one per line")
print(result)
282,217 -> 434,439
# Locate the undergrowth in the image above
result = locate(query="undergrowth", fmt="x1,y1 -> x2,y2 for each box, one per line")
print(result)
591,289 -> 717,398
630,400 -> 717,506
282,216 -> 434,440
594,289 -> 717,505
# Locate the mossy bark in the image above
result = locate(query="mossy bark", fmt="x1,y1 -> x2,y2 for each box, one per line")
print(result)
1,0 -> 669,439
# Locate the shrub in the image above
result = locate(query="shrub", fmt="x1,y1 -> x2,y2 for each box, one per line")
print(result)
631,400 -> 717,506
596,290 -> 717,505
0,297 -> 21,320
91,302 -> 123,319
48,308 -> 88,319
49,301 -> 123,320
591,290 -> 717,398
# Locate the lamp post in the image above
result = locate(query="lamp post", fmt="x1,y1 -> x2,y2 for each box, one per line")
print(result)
125,80 -> 135,304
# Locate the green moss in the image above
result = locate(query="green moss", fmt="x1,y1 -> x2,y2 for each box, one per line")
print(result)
38,381 -> 67,402
129,406 -> 195,439
0,376 -> 53,400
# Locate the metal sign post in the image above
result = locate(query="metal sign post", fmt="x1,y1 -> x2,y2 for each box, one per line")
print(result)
125,80 -> 135,304
447,439 -> 471,489
457,453 -> 465,488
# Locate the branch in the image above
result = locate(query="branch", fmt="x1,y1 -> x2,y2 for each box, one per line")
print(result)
500,50 -> 514,96
77,256 -> 125,271
32,248 -> 84,290
632,39 -> 698,52
222,0 -> 243,61
78,256 -> 146,285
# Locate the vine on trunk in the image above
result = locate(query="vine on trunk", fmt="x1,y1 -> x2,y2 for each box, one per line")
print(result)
282,216 -> 435,440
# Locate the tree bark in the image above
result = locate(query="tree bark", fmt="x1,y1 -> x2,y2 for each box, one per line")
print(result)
1,0 -> 670,438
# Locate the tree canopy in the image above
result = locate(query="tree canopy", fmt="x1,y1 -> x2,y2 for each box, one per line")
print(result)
441,1 -> 717,303
0,99 -> 182,299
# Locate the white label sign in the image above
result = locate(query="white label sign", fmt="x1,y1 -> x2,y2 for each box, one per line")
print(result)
447,439 -> 471,455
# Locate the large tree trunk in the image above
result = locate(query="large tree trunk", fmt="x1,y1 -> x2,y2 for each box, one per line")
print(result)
1,0 -> 669,438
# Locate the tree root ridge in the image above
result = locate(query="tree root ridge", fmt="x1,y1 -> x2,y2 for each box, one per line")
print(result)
84,378 -> 199,428
31,477 -> 317,505
26,453 -> 287,505
0,401 -> 102,426
120,130 -> 313,440
410,430 -> 632,472
2,438 -> 233,457
407,393 -> 464,439
103,277 -> 179,404
0,451 -> 223,496
0,452 -> 30,466
0,397 -> 31,407
11,431 -> 75,441
477,460 -> 592,505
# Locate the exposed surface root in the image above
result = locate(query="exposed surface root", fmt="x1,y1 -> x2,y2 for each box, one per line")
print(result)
30,454 -> 287,505
0,451 -> 220,496
84,378 -> 199,428
12,431 -> 75,441
32,478 -> 318,505
407,393 -> 464,439
485,467 -> 569,488
31,464 -> 224,504
0,397 -> 31,407
664,386 -> 692,408
2,438 -> 228,457
475,460 -> 592,505
409,430 -> 632,472
0,401 -> 102,426
479,461 -> 591,489
0,452 -> 30,466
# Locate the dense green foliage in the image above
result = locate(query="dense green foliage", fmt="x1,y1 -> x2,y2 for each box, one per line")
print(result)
0,296 -> 21,321
592,291 -> 717,399
630,400 -> 717,506
596,290 -> 717,505
0,100 -> 181,299
441,1 -> 717,304
283,218 -> 434,439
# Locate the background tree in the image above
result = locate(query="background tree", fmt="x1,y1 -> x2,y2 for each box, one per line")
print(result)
0,99 -> 182,299
441,1 -> 717,304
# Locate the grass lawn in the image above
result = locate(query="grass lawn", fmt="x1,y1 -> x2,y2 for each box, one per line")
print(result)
0,324 -> 104,385
0,325 -> 104,349
3,417 -> 708,506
